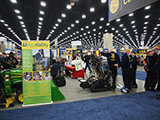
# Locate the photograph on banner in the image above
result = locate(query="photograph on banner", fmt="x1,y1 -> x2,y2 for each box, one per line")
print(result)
32,49 -> 50,71
43,72 -> 52,80
66,49 -> 72,56
72,49 -> 83,59
23,72 -> 32,81
33,71 -> 42,80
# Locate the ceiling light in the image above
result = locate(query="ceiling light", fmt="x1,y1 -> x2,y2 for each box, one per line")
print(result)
38,26 -> 41,28
14,9 -> 20,14
61,13 -> 66,17
75,20 -> 79,23
39,17 -> 43,21
90,7 -> 95,12
157,24 -> 160,26
123,28 -> 126,31
40,11 -> 44,15
134,29 -> 137,32
99,26 -> 102,29
71,24 -> 74,27
100,17 -> 104,21
40,1 -> 46,7
154,27 -> 158,30
115,30 -> 118,33
86,26 -> 89,29
66,4 -> 71,9
129,13 -> 134,16
131,21 -> 135,24
68,27 -> 71,30
39,22 -> 42,25
119,24 -> 123,27
145,5 -> 151,10
144,22 -> 148,24
11,0 -> 17,3
92,21 -> 95,25
4,24 -> 8,26
111,28 -> 115,30
145,15 -> 150,19
55,24 -> 59,26
143,26 -> 147,29
101,0 -> 107,3
88,31 -> 90,34
116,18 -> 120,22
22,25 -> 25,27
58,19 -> 62,22
18,16 -> 22,19
81,28 -> 84,31
132,25 -> 136,28
93,29 -> 96,31
82,15 -> 86,18
76,31 -> 79,34
53,27 -> 56,29
0,20 -> 5,23
106,23 -> 110,26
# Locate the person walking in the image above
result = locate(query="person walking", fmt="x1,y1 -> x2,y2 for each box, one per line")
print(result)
84,52 -> 92,73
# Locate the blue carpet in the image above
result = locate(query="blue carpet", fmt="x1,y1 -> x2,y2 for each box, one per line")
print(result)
0,91 -> 160,120
118,68 -> 146,81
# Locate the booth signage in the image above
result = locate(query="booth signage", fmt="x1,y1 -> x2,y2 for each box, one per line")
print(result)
71,41 -> 82,45
22,41 -> 52,106
108,0 -> 158,22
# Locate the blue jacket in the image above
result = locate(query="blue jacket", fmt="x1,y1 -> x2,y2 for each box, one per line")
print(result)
119,53 -> 130,69
51,62 -> 62,77
101,51 -> 120,66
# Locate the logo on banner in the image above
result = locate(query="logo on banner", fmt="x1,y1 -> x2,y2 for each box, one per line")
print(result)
110,0 -> 119,14
23,43 -> 27,47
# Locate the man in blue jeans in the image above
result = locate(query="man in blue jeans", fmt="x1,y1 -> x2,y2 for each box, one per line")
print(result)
84,52 -> 92,73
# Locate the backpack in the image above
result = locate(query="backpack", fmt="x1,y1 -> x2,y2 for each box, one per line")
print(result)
54,65 -> 66,87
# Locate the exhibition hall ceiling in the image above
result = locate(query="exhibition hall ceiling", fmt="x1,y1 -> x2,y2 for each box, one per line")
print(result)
0,0 -> 160,49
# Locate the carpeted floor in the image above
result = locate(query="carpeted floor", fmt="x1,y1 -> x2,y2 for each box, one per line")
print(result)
0,91 -> 159,120
118,68 -> 146,81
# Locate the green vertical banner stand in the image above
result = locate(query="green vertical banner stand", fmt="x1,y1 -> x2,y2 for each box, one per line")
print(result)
22,41 -> 52,106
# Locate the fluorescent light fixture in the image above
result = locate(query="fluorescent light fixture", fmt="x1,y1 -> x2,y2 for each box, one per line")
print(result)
145,15 -> 150,19
15,9 -> 20,13
111,28 -> 115,30
119,24 -> 123,27
39,22 -> 42,25
106,23 -> 110,26
81,28 -> 84,31
68,27 -> 71,30
11,0 -> 17,3
123,28 -> 126,31
100,17 -> 104,21
99,26 -> 102,29
101,0 -> 106,3
115,30 -> 118,33
93,29 -> 96,31
38,26 -> 41,28
66,4 -> 71,9
145,5 -> 151,10
39,17 -> 43,21
18,16 -> 22,19
71,24 -> 74,27
22,25 -> 25,27
143,26 -> 147,29
131,21 -> 135,24
76,31 -> 79,34
61,13 -> 66,17
90,7 -> 95,12
92,21 -> 95,25
4,24 -> 8,26
0,20 -> 5,23
157,24 -> 160,26
86,26 -> 89,29
132,25 -> 136,28
75,20 -> 79,23
88,31 -> 90,34
129,13 -> 134,17
82,15 -> 86,18
154,27 -> 157,30
40,11 -> 44,15
53,27 -> 56,29
55,24 -> 59,26
144,22 -> 148,24
58,19 -> 62,22
40,1 -> 46,7
116,18 -> 120,22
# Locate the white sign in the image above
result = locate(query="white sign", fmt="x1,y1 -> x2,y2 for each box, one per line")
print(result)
71,41 -> 82,45
74,60 -> 83,71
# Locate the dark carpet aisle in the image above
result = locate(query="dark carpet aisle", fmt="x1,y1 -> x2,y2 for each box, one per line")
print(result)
0,91 -> 160,120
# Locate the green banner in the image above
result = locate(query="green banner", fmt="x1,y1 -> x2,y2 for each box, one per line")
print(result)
22,41 -> 52,106
23,80 -> 51,105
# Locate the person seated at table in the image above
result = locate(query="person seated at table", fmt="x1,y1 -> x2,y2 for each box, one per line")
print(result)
51,57 -> 62,79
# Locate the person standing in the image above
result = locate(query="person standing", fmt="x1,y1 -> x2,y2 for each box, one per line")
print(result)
101,50 -> 120,89
144,49 -> 158,91
130,51 -> 138,88
1,52 -> 10,69
119,48 -> 131,92
84,52 -> 92,73
7,52 -> 18,68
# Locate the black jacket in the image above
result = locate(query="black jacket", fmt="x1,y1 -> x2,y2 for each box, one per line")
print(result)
51,62 -> 62,77
101,51 -> 120,66
130,55 -> 138,68
84,55 -> 90,63
7,57 -> 18,68
119,53 -> 130,69
145,53 -> 158,69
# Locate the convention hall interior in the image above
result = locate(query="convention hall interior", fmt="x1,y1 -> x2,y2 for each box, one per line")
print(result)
0,0 -> 160,120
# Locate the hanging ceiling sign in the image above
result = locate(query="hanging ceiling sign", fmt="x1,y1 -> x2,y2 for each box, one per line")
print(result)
71,41 -> 82,45
108,0 -> 158,22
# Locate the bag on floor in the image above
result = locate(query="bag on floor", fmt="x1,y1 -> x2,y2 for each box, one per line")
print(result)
55,76 -> 66,87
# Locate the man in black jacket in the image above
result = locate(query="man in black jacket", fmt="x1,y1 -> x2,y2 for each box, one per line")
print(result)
84,52 -> 92,73
130,51 -> 138,88
7,52 -> 18,68
119,48 -> 131,92
101,50 -> 120,89
51,58 -> 62,78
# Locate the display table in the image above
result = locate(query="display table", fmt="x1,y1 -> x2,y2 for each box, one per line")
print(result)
65,65 -> 84,79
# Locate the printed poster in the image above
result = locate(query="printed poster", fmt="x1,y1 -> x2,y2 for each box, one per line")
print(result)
22,41 -> 52,106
